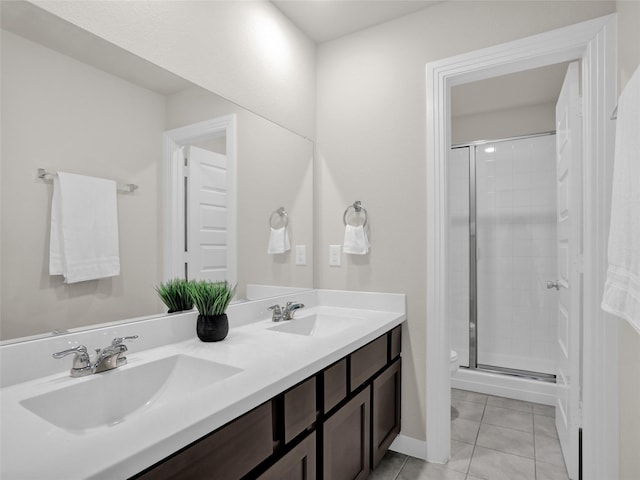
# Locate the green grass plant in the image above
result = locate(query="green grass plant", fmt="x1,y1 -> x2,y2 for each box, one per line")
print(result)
189,280 -> 237,317
155,278 -> 194,313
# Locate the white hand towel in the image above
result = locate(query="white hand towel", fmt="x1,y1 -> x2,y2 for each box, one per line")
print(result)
49,172 -> 120,284
267,227 -> 291,254
601,65 -> 640,334
343,225 -> 370,255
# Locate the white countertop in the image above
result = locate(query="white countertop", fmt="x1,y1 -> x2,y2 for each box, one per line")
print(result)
0,289 -> 405,479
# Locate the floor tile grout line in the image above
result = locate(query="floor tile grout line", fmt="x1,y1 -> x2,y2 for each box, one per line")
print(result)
391,454 -> 409,480
465,398 -> 487,478
533,410 -> 538,480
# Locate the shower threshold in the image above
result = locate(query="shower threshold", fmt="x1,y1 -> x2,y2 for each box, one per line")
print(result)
470,364 -> 556,383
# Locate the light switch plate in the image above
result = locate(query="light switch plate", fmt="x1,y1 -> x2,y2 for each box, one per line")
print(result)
295,245 -> 306,265
329,245 -> 341,266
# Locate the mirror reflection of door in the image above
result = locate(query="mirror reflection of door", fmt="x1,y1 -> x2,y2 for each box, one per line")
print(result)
182,143 -> 236,284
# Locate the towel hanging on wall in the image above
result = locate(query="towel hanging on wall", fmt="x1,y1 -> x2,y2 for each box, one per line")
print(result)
49,172 -> 121,283
267,227 -> 291,254
267,207 -> 291,254
601,65 -> 640,334
342,201 -> 370,255
343,224 -> 370,255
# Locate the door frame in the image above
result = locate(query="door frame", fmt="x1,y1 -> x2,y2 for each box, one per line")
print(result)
425,14 -> 618,479
162,115 -> 237,284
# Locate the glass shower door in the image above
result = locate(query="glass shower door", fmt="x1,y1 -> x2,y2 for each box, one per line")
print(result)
475,135 -> 558,376
448,146 -> 471,368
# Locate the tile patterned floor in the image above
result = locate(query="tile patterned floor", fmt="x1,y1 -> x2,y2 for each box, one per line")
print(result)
371,389 -> 569,480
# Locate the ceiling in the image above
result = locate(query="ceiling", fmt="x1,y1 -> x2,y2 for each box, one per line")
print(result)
271,0 -> 441,43
452,62 -> 570,117
6,0 -> 569,117
270,0 -> 568,115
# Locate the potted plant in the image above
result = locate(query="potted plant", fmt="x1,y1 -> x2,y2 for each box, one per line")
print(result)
155,278 -> 194,313
189,280 -> 236,342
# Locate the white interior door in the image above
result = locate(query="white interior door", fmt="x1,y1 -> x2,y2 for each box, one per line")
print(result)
186,145 -> 230,282
554,61 -> 582,480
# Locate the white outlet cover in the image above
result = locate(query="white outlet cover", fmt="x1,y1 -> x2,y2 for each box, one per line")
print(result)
329,245 -> 341,266
295,245 -> 306,265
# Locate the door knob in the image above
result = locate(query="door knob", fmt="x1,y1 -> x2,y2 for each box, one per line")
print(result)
546,280 -> 560,290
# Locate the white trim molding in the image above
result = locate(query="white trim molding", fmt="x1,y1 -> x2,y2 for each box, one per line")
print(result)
162,114 -> 237,284
390,434 -> 428,461
425,14 -> 618,478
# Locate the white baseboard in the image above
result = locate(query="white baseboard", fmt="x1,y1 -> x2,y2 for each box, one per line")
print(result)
452,369 -> 556,405
389,434 -> 427,460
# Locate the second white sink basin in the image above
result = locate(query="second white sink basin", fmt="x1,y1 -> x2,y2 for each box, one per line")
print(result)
20,354 -> 242,432
268,313 -> 364,337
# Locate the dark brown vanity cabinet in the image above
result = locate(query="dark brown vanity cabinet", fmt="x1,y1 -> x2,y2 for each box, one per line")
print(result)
372,358 -> 401,468
132,324 -> 402,480
322,387 -> 371,480
257,432 -> 316,480
134,401 -> 274,480
321,325 -> 402,479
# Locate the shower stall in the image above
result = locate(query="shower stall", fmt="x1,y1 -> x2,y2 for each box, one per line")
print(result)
448,132 -> 559,404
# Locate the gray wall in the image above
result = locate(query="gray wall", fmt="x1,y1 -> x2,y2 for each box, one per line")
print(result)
616,1 -> 640,478
1,31 -> 165,338
315,0 -> 615,442
34,0 -> 317,140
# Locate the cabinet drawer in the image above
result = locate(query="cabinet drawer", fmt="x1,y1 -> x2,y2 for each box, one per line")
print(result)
390,325 -> 402,361
323,358 -> 347,413
257,433 -> 316,480
283,376 -> 317,444
350,335 -> 387,391
135,401 -> 273,480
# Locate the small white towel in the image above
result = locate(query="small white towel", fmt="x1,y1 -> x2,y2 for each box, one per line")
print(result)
267,227 -> 291,254
343,225 -> 370,255
601,65 -> 640,334
49,172 -> 120,284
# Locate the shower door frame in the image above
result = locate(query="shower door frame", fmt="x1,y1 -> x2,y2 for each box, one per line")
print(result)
425,14 -> 618,479
454,132 -> 558,383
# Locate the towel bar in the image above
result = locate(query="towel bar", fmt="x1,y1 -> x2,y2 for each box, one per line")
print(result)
343,200 -> 368,227
37,168 -> 138,193
269,207 -> 289,229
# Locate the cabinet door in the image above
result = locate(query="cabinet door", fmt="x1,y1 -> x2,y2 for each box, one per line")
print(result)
257,433 -> 316,480
322,386 -> 370,480
372,358 -> 401,468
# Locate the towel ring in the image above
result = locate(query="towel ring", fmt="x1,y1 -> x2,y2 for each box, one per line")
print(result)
343,200 -> 368,227
269,207 -> 289,229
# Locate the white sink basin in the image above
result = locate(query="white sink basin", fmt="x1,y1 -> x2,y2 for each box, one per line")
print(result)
20,355 -> 242,432
268,313 -> 364,337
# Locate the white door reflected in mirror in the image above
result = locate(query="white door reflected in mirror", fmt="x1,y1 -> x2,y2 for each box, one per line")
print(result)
186,145 -> 235,283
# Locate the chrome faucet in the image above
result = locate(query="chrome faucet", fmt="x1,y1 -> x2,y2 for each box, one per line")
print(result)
53,335 -> 138,377
269,301 -> 305,322
283,302 -> 305,320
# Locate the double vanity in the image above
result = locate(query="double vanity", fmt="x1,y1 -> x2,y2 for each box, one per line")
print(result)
0,289 -> 405,479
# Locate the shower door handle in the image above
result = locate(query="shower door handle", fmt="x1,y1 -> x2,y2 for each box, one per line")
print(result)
546,280 -> 560,290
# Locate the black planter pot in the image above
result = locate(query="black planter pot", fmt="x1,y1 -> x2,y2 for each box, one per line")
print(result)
196,313 -> 229,342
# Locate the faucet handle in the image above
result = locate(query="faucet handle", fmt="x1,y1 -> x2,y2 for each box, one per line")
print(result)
52,345 -> 91,369
111,335 -> 138,346
268,305 -> 282,314
268,304 -> 283,322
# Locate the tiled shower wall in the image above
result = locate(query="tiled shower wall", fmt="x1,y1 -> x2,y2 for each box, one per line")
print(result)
450,135 -> 558,374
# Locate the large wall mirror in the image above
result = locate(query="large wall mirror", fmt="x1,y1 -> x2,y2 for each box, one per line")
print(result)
0,2 -> 314,342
